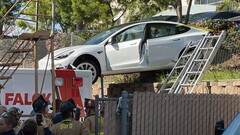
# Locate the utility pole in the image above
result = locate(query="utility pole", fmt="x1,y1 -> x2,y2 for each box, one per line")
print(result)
51,0 -> 56,114
34,0 -> 39,95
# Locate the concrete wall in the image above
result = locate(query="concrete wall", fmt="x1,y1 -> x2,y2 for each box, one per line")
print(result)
92,80 -> 240,98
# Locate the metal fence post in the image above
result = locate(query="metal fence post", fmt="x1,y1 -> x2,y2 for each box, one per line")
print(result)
121,91 -> 133,135
95,95 -> 99,135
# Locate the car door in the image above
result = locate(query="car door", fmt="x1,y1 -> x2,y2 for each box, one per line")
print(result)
145,23 -> 185,68
105,24 -> 145,70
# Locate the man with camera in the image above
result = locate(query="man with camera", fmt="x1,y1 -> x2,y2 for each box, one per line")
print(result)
50,98 -> 90,135
31,95 -> 53,135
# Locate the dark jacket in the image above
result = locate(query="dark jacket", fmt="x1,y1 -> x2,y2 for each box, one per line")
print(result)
16,127 -> 52,135
0,129 -> 16,135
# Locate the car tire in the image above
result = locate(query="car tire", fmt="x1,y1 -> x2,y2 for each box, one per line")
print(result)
75,60 -> 100,84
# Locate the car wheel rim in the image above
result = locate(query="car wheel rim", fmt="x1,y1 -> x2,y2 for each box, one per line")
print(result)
77,62 -> 97,81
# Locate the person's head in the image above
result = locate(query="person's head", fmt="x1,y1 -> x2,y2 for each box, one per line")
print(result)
32,95 -> 49,114
0,105 -> 7,115
84,99 -> 95,116
50,99 -> 62,112
0,112 -> 18,133
22,119 -> 37,135
60,98 -> 76,119
8,107 -> 23,120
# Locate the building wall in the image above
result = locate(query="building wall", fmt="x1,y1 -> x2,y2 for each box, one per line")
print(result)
192,0 -> 223,5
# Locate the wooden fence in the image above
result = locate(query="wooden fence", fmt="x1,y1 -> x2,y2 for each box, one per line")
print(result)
104,92 -> 240,135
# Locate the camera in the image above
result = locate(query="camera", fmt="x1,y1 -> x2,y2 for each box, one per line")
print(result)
74,107 -> 81,121
36,114 -> 43,126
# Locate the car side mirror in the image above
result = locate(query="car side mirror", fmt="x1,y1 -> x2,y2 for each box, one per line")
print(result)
215,118 -> 224,135
107,38 -> 113,45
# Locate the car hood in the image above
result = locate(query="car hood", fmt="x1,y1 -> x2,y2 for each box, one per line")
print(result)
54,44 -> 102,57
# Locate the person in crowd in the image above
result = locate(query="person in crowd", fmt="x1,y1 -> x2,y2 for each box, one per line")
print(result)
7,107 -> 23,134
0,105 -> 7,116
32,95 -> 53,135
84,99 -> 104,135
17,119 -> 37,135
0,111 -> 18,135
51,99 -> 63,124
17,116 -> 52,135
50,98 -> 90,135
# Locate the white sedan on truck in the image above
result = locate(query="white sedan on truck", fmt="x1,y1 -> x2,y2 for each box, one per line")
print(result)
38,20 -> 208,84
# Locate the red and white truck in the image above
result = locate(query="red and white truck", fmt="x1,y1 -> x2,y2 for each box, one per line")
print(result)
0,68 -> 92,117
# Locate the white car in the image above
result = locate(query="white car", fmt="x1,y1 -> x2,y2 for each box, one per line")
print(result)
38,21 -> 208,84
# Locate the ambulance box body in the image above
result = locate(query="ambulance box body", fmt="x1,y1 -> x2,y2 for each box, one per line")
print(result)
0,68 -> 92,116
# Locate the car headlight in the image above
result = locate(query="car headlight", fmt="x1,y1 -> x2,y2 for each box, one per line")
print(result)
55,50 -> 74,60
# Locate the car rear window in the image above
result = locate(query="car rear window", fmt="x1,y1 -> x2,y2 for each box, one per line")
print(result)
176,26 -> 190,34
150,23 -> 190,38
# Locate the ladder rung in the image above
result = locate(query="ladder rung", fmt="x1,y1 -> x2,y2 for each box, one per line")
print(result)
175,65 -> 185,69
194,59 -> 207,62
181,84 -> 194,87
18,30 -> 50,40
0,76 -> 12,80
18,33 -> 32,40
187,71 -> 201,74
182,54 -> 192,58
160,88 -> 171,93
199,47 -> 214,50
8,49 -> 32,53
206,35 -> 219,39
188,44 -> 197,49
0,63 -> 20,66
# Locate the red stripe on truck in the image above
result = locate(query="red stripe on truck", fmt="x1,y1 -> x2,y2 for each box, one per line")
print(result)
55,69 -> 85,117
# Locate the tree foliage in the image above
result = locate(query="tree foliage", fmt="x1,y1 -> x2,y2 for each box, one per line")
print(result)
55,0 -> 74,32
127,0 -> 160,22
16,0 -> 140,34
140,0 -> 183,22
17,0 -> 52,31
217,0 -> 240,11
0,0 -> 22,34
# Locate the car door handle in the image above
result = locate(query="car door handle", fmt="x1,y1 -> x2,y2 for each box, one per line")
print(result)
130,43 -> 137,45
173,39 -> 180,41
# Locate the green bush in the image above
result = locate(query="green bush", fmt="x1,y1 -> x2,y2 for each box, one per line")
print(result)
190,19 -> 239,34
190,19 -> 240,54
222,30 -> 240,54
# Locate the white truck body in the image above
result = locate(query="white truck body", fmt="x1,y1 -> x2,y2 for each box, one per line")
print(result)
0,68 -> 92,116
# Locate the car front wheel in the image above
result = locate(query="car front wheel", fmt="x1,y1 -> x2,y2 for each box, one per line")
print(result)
75,60 -> 99,84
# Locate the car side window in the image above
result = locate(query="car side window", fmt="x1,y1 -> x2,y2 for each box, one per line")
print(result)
112,24 -> 145,44
149,23 -> 190,39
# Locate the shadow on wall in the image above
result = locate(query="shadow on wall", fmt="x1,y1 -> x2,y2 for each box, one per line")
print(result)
107,83 -> 157,97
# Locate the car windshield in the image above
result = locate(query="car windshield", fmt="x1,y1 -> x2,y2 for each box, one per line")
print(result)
84,24 -> 131,45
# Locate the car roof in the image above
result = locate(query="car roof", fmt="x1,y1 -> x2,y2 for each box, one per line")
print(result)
109,20 -> 187,31
190,11 -> 240,20
228,15 -> 240,21
128,20 -> 185,26
142,15 -> 182,22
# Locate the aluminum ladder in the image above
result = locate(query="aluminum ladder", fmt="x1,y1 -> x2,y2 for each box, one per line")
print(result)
158,30 -> 226,94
